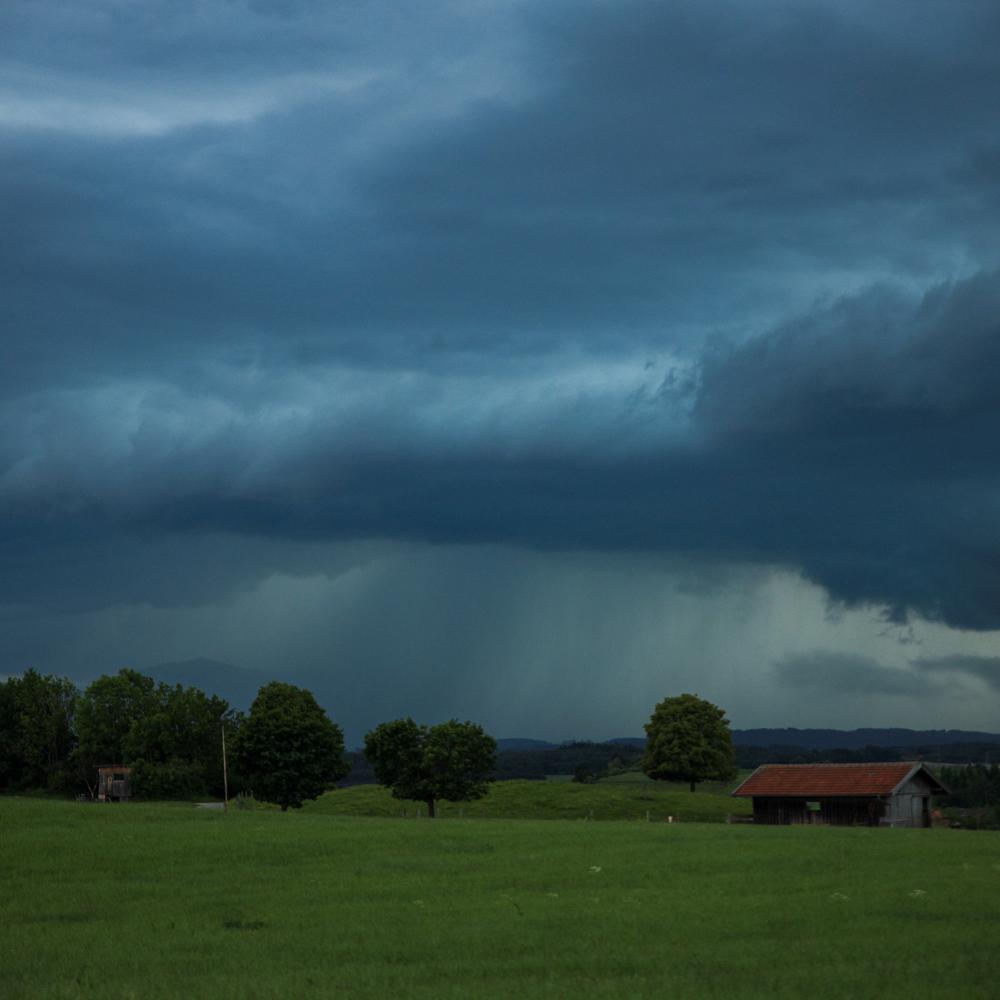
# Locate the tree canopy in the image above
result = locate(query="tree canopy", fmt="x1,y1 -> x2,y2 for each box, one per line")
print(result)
0,669 -> 77,793
364,718 -> 497,817
234,682 -> 348,810
73,668 -> 234,799
75,669 -> 160,768
642,693 -> 737,792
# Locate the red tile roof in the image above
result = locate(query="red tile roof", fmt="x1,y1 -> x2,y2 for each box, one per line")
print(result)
731,762 -> 939,797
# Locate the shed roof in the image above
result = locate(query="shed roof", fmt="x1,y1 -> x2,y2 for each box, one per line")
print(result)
731,762 -> 946,798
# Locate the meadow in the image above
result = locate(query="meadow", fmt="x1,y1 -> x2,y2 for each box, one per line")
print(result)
303,776 -> 750,822
2,797 -> 999,1000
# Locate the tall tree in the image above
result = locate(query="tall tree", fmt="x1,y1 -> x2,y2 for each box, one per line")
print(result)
74,669 -> 159,769
0,678 -> 17,790
364,718 -> 497,818
74,669 -> 233,799
0,670 -> 77,791
128,683 -> 234,799
234,682 -> 348,811
642,693 -> 737,792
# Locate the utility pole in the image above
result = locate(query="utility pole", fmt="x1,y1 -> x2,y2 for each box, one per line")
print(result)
221,719 -> 230,813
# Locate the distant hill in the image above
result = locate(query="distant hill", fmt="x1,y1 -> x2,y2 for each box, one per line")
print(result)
499,729 -> 1000,752
496,738 -> 559,751
731,728 -> 1000,749
487,729 -> 1000,782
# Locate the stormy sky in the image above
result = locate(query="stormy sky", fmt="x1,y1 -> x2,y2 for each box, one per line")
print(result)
4,0 -> 1000,743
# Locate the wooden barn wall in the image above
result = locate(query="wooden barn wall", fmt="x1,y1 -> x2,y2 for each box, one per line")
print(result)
885,773 -> 935,827
97,770 -> 132,802
752,797 -> 809,825
751,796 -> 885,826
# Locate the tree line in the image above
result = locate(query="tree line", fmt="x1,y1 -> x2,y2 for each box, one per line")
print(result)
937,764 -> 1000,827
0,668 -> 498,815
8,671 -> 994,825
13,671 -> 847,811
1,668 -> 235,799
2,675 -> 739,806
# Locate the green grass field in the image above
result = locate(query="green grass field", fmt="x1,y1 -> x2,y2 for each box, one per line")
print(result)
3,797 -> 999,999
303,777 -> 750,823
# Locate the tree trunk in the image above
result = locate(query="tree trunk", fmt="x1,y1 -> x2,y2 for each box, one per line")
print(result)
689,780 -> 696,793
427,799 -> 436,819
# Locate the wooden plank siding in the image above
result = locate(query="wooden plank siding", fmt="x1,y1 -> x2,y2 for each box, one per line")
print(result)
97,766 -> 133,803
751,795 -> 885,826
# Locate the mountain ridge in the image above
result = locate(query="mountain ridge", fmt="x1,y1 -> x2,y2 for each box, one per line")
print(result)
497,728 -> 1000,752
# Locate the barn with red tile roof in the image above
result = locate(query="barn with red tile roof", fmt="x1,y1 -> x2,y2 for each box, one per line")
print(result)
731,762 -> 947,827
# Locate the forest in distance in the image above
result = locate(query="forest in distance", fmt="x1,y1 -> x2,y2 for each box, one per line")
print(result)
4,665 -> 998,826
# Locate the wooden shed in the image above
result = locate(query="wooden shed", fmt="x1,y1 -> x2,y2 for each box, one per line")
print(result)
97,766 -> 132,803
731,762 -> 947,827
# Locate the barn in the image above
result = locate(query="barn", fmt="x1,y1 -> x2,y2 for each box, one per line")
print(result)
731,762 -> 947,827
97,766 -> 133,803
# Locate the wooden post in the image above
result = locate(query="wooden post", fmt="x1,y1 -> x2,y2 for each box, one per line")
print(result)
221,721 -> 230,813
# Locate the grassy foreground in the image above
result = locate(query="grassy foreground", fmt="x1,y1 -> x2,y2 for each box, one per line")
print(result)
2,798 -> 999,999
305,778 -> 750,822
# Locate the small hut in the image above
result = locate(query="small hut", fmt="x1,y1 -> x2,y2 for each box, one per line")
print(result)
731,762 -> 947,827
97,766 -> 133,803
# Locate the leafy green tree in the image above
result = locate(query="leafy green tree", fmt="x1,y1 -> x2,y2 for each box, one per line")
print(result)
128,758 -> 208,800
234,682 -> 348,811
940,764 -> 1000,809
364,718 -> 497,818
642,693 -> 737,792
0,678 -> 17,790
128,683 -> 233,798
74,668 -> 234,799
0,670 -> 78,792
75,669 -> 159,770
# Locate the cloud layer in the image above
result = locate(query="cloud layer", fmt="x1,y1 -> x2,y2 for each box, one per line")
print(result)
5,270 -> 1000,629
4,1 -> 1000,730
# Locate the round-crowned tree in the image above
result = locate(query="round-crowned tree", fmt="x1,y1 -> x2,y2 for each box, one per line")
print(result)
642,693 -> 737,792
235,682 -> 349,810
363,718 -> 496,818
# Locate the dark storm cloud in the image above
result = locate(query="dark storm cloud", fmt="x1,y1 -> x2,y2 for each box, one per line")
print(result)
914,656 -> 1000,692
5,269 -> 1000,630
689,271 -> 1000,628
4,2 -> 1000,630
5,0 -> 1000,384
773,652 -> 942,698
